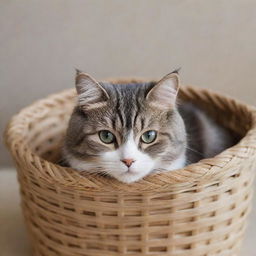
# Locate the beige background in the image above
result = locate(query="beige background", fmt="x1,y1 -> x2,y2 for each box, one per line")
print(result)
1,0 -> 256,166
0,1 -> 256,255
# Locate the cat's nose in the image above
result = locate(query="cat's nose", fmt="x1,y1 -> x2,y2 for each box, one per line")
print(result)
121,158 -> 135,167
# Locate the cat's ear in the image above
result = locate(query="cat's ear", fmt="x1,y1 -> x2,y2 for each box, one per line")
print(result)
75,71 -> 109,110
146,72 -> 179,110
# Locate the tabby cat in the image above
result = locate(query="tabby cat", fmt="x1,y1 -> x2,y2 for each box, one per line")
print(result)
62,70 -> 235,183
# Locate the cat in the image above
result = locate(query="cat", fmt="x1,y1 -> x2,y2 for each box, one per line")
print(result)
62,70 -> 236,183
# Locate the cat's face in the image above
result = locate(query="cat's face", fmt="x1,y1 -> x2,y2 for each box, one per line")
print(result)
64,71 -> 187,183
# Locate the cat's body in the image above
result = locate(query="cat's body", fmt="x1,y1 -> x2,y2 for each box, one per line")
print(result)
179,103 -> 235,164
62,71 -> 236,183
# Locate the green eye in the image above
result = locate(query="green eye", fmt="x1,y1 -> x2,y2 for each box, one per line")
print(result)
141,130 -> 157,144
99,130 -> 115,144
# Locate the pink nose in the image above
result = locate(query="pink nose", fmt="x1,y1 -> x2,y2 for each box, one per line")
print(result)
121,158 -> 135,167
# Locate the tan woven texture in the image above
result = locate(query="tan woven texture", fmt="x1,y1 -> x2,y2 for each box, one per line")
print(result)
4,79 -> 256,256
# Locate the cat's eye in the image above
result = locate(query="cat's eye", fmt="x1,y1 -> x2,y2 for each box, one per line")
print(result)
99,130 -> 115,144
141,130 -> 157,144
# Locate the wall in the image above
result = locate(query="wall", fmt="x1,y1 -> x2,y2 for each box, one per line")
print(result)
1,0 -> 256,166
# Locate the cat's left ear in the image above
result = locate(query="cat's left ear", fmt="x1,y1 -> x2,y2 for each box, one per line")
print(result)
146,72 -> 179,110
75,70 -> 110,111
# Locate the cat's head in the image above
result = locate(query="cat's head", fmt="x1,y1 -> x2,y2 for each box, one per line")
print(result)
64,71 -> 187,183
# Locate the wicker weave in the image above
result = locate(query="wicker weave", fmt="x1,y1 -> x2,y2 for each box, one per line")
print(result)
4,79 -> 256,256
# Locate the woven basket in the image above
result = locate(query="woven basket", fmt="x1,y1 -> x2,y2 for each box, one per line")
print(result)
5,78 -> 256,256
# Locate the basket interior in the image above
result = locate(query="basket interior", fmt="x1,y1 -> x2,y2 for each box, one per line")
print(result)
25,97 -> 75,163
24,86 -> 249,167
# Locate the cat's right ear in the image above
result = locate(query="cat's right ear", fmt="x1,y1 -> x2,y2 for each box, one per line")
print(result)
146,72 -> 179,110
75,71 -> 109,111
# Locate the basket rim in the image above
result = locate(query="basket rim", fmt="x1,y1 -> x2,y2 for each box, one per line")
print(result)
4,78 -> 256,192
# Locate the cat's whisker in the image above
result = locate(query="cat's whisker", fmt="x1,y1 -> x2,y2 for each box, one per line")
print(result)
86,169 -> 109,178
186,146 -> 204,156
